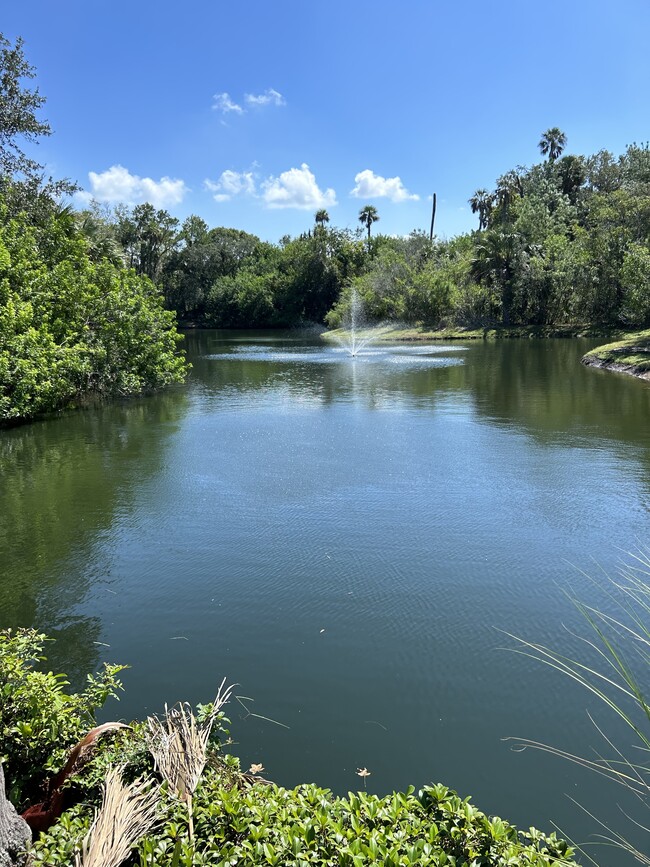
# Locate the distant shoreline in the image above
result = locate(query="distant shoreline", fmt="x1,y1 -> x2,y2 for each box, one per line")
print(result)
321,323 -> 625,342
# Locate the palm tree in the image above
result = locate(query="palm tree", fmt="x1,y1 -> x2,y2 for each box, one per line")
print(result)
468,189 -> 494,231
314,209 -> 330,229
538,127 -> 567,162
76,211 -> 125,266
358,205 -> 379,244
470,230 -> 524,325
494,171 -> 523,223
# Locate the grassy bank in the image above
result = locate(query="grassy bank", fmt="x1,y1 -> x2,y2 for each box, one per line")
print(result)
581,328 -> 650,380
323,324 -> 626,342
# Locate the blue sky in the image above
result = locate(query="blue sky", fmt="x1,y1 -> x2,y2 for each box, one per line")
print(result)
4,0 -> 650,242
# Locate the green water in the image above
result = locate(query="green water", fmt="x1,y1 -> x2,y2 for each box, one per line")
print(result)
2,332 -> 649,861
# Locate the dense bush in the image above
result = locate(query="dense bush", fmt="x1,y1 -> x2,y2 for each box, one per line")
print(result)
0,188 -> 187,425
0,628 -> 124,808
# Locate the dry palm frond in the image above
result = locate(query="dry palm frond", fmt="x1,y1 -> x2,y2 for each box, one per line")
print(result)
75,766 -> 159,867
145,678 -> 233,841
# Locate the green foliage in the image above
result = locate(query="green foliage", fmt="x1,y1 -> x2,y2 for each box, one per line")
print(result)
0,183 -> 187,424
31,774 -> 576,867
95,134 -> 650,335
205,269 -> 276,327
164,222 -> 365,328
0,32 -> 51,179
0,628 -> 125,808
114,203 -> 179,281
30,804 -> 92,865
621,243 -> 650,324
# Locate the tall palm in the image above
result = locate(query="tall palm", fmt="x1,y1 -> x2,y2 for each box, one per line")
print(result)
314,208 -> 330,229
538,127 -> 567,162
468,189 -> 494,231
494,171 -> 523,223
470,230 -> 524,325
358,205 -> 379,244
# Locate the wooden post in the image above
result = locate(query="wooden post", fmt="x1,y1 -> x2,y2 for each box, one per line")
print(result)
429,193 -> 437,241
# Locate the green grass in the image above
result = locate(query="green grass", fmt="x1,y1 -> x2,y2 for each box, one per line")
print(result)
323,324 -> 624,342
582,328 -> 650,378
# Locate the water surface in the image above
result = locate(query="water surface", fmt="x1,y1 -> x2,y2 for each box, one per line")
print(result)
2,332 -> 649,862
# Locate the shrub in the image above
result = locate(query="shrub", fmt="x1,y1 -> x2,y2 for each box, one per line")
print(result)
0,628 -> 125,808
31,774 -> 577,866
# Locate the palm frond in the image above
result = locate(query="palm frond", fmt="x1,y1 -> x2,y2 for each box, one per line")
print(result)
146,678 -> 233,841
75,766 -> 159,867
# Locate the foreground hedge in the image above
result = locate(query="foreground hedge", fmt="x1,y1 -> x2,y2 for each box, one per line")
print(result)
2,629 -> 576,866
31,777 -> 575,867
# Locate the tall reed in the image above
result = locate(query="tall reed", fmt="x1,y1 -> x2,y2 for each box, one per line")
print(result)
506,548 -> 650,864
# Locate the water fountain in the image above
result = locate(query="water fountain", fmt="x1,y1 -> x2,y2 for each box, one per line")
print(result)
332,289 -> 385,357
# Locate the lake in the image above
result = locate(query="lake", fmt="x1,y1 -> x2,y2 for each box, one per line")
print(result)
2,331 -> 649,862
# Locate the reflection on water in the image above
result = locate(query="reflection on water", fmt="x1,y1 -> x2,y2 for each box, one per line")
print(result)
0,393 -> 187,682
1,330 -> 649,863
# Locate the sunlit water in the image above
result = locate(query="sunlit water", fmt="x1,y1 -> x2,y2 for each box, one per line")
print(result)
2,332 -> 649,862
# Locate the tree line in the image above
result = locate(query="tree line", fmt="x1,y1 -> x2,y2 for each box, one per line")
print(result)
75,127 -> 650,334
330,129 -> 650,330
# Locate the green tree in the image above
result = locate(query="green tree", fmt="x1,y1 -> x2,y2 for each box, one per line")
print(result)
178,213 -> 209,248
133,203 -> 179,281
0,183 -> 187,423
0,33 -> 51,179
164,225 -> 267,319
358,204 -> 380,244
75,205 -> 124,266
554,154 -> 585,204
314,208 -> 330,229
114,204 -> 179,281
620,242 -> 650,325
538,127 -> 567,162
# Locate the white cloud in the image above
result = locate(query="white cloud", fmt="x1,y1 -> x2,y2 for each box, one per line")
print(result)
212,92 -> 244,114
350,169 -> 419,202
82,165 -> 188,208
245,88 -> 285,107
262,163 -> 337,210
212,89 -> 285,116
204,170 -> 257,202
204,163 -> 336,210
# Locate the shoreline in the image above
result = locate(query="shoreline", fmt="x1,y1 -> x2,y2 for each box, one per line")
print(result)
321,323 -> 626,342
582,356 -> 650,380
580,328 -> 650,381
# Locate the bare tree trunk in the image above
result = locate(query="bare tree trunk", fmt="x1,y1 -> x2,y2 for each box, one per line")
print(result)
0,764 -> 30,867
429,193 -> 437,241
